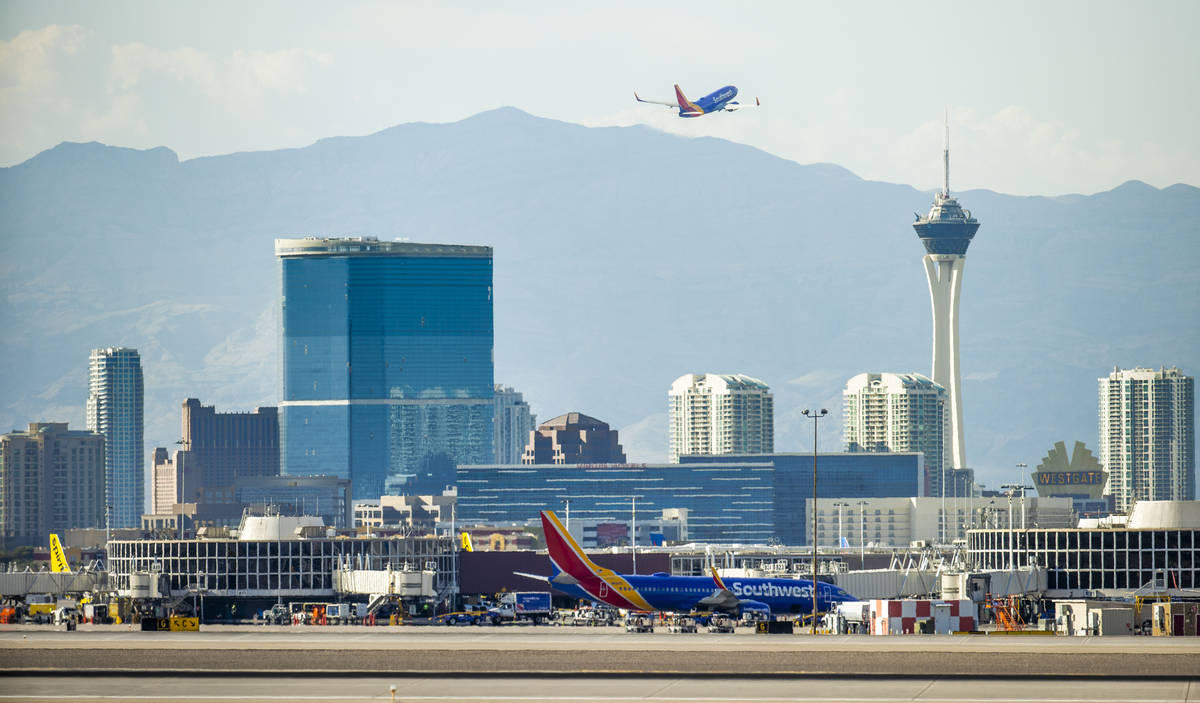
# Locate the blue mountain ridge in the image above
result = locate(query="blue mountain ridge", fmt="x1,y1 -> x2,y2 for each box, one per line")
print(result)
1,107 -> 1196,494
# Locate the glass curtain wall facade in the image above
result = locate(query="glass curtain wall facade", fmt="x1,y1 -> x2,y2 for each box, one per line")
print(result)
458,452 -> 922,545
679,452 -> 923,545
86,347 -> 144,528
457,462 -> 777,542
969,528 -> 1197,592
277,238 -> 494,499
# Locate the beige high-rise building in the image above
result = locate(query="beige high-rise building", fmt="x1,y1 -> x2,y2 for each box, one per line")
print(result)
1099,366 -> 1194,512
494,385 -> 536,465
0,423 -> 105,548
668,374 -> 773,463
843,373 -> 947,499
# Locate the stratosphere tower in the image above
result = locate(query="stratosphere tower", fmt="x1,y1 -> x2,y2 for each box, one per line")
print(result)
912,120 -> 980,498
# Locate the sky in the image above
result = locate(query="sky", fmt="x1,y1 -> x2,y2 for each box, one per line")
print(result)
1,0 -> 1198,196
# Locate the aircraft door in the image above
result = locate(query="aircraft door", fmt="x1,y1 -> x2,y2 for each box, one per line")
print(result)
599,582 -> 608,598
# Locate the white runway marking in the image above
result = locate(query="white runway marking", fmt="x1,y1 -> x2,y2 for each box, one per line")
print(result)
0,691 -> 1185,695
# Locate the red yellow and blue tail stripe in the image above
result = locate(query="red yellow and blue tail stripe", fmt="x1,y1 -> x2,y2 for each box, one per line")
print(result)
540,511 -> 655,611
674,84 -> 705,115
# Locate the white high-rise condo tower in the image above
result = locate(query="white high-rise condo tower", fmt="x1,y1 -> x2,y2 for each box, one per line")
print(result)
1099,366 -> 1194,513
668,374 -> 773,463
912,120 -> 980,477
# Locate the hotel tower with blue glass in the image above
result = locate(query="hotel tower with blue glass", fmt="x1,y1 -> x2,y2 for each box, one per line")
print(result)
276,237 -> 494,499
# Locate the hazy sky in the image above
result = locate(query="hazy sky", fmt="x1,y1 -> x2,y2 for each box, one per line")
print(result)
2,0 -> 1197,195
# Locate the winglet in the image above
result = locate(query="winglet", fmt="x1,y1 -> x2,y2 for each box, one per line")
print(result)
756,97 -> 760,106
710,566 -> 727,591
634,92 -> 645,103
460,531 -> 474,552
49,534 -> 71,573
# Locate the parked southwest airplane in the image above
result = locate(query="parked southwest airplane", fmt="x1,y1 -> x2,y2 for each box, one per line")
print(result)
524,510 -> 856,617
635,84 -> 759,117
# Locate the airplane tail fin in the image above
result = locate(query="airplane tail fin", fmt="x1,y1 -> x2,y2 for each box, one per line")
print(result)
674,84 -> 698,113
49,534 -> 71,573
540,511 -> 601,582
710,566 -> 728,591
460,531 -> 474,552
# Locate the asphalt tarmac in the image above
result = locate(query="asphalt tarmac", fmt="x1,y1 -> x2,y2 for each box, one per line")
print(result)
3,625 -> 1199,678
0,674 -> 1197,702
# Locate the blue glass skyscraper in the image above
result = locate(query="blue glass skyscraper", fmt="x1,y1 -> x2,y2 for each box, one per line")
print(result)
276,237 -> 494,498
87,347 -> 144,528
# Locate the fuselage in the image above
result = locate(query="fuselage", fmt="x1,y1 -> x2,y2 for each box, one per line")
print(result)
550,565 -> 855,615
681,85 -> 738,117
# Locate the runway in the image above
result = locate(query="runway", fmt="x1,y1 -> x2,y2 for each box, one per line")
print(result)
3,625 -> 1200,678
0,675 -> 1197,703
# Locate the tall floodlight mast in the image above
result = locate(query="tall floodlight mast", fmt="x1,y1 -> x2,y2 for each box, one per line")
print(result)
912,116 -> 981,500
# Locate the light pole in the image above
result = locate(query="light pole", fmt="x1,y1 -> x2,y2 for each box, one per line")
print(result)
1016,463 -> 1028,529
833,502 -> 848,550
857,500 -> 868,566
631,496 -> 637,575
1001,484 -> 1020,570
802,407 -> 827,635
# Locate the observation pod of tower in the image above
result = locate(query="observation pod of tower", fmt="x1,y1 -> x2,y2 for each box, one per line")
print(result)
912,130 -> 980,494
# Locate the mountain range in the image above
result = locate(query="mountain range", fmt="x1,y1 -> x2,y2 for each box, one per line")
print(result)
1,107 -> 1197,495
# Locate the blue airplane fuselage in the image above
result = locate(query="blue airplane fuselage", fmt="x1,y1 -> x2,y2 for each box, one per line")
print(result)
681,85 -> 738,117
550,564 -> 856,615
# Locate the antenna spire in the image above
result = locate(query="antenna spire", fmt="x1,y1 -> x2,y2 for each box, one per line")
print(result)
943,108 -> 950,198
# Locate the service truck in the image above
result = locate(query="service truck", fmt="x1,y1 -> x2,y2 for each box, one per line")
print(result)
484,591 -> 552,625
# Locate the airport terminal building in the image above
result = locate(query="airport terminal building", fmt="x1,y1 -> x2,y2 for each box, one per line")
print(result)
968,501 -> 1200,595
107,516 -> 456,604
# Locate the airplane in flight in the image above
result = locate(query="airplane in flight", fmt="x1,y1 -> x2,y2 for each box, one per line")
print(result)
634,84 -> 759,118
521,510 -> 856,617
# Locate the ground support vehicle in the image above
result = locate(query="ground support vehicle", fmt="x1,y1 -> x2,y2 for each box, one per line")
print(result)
26,595 -> 54,624
625,613 -> 654,633
324,603 -> 366,625
53,606 -> 80,630
739,609 -> 769,628
258,604 -> 290,625
707,613 -> 735,633
435,611 -> 481,626
666,614 -> 698,633
82,603 -> 111,624
485,592 -> 552,625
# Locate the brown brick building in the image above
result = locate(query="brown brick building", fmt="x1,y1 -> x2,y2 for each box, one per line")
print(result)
520,412 -> 626,465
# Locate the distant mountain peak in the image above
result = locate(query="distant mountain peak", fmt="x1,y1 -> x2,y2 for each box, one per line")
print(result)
10,141 -> 178,172
1110,179 -> 1157,194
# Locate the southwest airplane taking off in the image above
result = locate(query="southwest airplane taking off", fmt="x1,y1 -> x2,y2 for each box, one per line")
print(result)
635,84 -> 759,117
530,510 -> 855,616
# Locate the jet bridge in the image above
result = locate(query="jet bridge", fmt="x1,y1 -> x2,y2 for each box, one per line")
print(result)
332,564 -> 435,597
0,568 -> 107,598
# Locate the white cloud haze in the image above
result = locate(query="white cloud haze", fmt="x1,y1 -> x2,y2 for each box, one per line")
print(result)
1,1 -> 1197,196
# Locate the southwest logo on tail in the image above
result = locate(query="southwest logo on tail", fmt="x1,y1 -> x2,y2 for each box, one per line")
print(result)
49,534 -> 71,573
536,510 -> 856,617
635,84 -> 760,118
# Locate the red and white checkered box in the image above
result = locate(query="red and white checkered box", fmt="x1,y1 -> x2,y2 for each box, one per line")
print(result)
869,599 -> 976,634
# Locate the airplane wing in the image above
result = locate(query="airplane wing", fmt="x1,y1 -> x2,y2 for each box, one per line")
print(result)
634,92 -> 678,108
514,570 -> 581,586
722,97 -> 761,112
513,571 -> 550,583
697,588 -> 740,611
